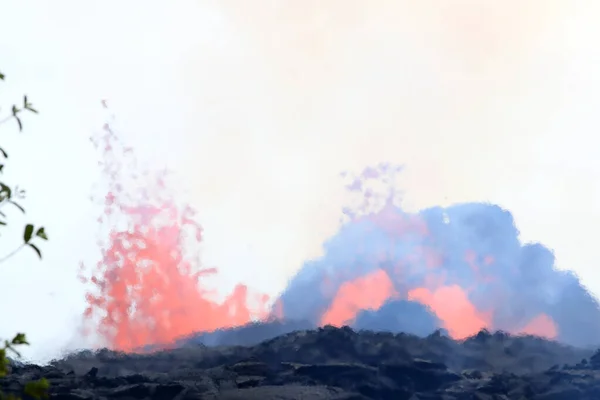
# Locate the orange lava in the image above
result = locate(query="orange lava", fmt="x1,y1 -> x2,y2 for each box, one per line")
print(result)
83,208 -> 268,351
519,313 -> 558,339
408,285 -> 492,339
320,269 -> 397,327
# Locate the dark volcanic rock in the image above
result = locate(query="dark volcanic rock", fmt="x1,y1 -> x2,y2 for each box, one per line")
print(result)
3,326 -> 600,400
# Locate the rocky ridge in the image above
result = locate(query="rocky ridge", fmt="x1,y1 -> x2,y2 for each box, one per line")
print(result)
4,325 -> 600,399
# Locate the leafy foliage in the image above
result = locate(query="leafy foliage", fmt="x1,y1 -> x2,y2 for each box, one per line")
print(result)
0,71 -> 49,399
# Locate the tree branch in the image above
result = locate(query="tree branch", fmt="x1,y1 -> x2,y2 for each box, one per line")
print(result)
0,243 -> 24,263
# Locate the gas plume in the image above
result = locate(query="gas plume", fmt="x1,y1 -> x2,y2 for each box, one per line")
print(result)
80,109 -> 600,352
277,165 -> 600,347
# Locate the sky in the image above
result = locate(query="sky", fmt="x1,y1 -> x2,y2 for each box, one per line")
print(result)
1,0 -> 600,362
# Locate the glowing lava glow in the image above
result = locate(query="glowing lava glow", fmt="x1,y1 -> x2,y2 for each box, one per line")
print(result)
82,109 -> 596,352
407,286 -> 491,339
320,269 -> 398,327
519,314 -> 558,339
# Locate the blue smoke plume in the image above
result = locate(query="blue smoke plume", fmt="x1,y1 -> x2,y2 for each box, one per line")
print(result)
188,163 -> 600,349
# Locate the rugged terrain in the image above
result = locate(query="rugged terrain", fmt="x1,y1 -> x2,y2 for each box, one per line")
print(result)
5,324 -> 600,399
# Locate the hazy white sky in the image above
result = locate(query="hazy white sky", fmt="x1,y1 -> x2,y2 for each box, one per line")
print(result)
1,0 -> 600,362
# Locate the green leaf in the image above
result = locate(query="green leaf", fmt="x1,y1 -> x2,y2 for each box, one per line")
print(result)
15,116 -> 22,131
24,378 -> 49,399
28,243 -> 42,259
35,227 -> 48,240
24,224 -> 34,243
23,95 -> 38,114
0,187 -> 11,203
0,148 -> 7,158
11,333 -> 28,346
0,71 -> 4,80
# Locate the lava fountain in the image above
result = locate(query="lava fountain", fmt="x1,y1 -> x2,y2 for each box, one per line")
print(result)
80,106 -> 270,352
